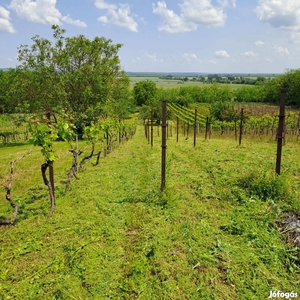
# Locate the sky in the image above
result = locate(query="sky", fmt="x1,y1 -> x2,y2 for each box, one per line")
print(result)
0,0 -> 300,73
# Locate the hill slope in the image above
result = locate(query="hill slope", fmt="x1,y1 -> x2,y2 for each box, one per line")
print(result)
0,126 -> 299,299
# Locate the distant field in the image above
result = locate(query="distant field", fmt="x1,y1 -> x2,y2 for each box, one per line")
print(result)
129,76 -> 251,90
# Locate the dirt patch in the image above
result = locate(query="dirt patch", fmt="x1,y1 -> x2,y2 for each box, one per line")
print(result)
281,212 -> 300,247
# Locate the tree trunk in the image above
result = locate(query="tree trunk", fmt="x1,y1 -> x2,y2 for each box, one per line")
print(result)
0,151 -> 31,225
41,162 -> 55,217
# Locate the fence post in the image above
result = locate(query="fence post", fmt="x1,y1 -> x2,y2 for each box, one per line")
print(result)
147,118 -> 150,144
150,110 -> 153,148
276,88 -> 286,175
239,108 -> 244,146
161,100 -> 167,191
176,116 -> 179,142
194,108 -> 197,147
205,117 -> 209,140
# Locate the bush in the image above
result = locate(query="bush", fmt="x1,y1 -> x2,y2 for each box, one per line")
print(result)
236,170 -> 292,202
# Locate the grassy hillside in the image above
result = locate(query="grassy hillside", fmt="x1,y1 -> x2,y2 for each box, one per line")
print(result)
0,125 -> 300,299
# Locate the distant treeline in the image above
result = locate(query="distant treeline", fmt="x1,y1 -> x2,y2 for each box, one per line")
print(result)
158,74 -> 275,85
156,69 -> 300,106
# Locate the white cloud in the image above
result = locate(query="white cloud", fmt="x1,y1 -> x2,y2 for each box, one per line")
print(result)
95,0 -> 138,32
145,53 -> 163,62
241,51 -> 256,57
95,0 -> 117,10
153,0 -> 230,33
276,46 -> 289,55
215,50 -> 229,58
183,53 -> 201,62
217,0 -> 236,8
254,0 -> 300,31
255,40 -> 264,46
0,6 -> 15,33
8,0 -> 86,27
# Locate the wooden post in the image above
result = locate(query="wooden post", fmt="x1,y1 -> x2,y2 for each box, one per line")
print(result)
150,110 -> 153,148
76,135 -> 79,175
176,116 -> 179,142
147,119 -> 150,143
161,100 -> 167,191
239,108 -> 244,146
276,88 -> 286,175
194,108 -> 197,147
205,117 -> 209,140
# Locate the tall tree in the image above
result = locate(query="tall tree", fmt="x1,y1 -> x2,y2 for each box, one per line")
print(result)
133,80 -> 158,107
17,25 -> 127,132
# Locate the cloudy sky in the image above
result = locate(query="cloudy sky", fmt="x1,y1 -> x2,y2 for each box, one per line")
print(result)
0,0 -> 300,73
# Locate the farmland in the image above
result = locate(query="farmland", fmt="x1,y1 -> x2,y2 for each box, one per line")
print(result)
127,72 -> 277,90
0,119 -> 300,299
129,76 -> 251,90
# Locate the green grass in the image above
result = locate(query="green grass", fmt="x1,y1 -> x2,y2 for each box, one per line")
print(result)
0,125 -> 300,299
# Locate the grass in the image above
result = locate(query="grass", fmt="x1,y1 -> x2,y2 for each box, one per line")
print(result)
0,124 -> 300,299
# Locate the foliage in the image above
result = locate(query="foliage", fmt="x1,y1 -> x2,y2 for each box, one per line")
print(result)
30,124 -> 57,163
133,80 -> 158,107
0,126 -> 300,299
15,25 -> 129,132
30,115 -> 75,163
236,170 -> 291,202
281,69 -> 300,106
210,101 -> 239,122
234,85 -> 265,103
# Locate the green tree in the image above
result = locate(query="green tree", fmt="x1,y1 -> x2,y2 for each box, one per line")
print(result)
210,101 -> 238,122
17,25 -> 127,133
133,80 -> 158,107
281,69 -> 300,106
234,86 -> 265,103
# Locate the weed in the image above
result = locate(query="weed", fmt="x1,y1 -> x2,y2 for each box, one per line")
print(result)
0,126 -> 300,299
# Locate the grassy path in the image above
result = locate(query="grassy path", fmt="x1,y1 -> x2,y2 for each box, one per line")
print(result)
0,126 -> 300,299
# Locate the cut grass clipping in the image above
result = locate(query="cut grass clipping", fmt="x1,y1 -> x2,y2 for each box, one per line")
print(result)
0,125 -> 300,299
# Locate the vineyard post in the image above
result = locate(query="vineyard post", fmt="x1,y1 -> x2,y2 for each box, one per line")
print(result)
46,112 -> 55,195
118,119 -> 121,144
144,119 -> 147,139
161,100 -> 167,191
239,108 -> 244,146
76,134 -> 79,175
276,88 -> 286,175
176,116 -> 179,142
194,108 -> 197,147
150,110 -> 153,148
205,117 -> 209,140
147,118 -> 150,143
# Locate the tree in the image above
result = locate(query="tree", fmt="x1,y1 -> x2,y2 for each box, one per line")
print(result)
210,101 -> 237,122
280,69 -> 300,106
133,80 -> 158,107
17,25 -> 127,133
234,86 -> 265,103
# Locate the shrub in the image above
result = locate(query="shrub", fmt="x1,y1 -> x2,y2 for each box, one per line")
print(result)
236,170 -> 292,202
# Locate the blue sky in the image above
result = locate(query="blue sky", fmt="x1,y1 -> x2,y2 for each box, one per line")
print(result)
0,0 -> 300,73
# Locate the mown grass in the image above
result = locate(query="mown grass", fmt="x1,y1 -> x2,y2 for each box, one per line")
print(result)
0,125 -> 300,299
